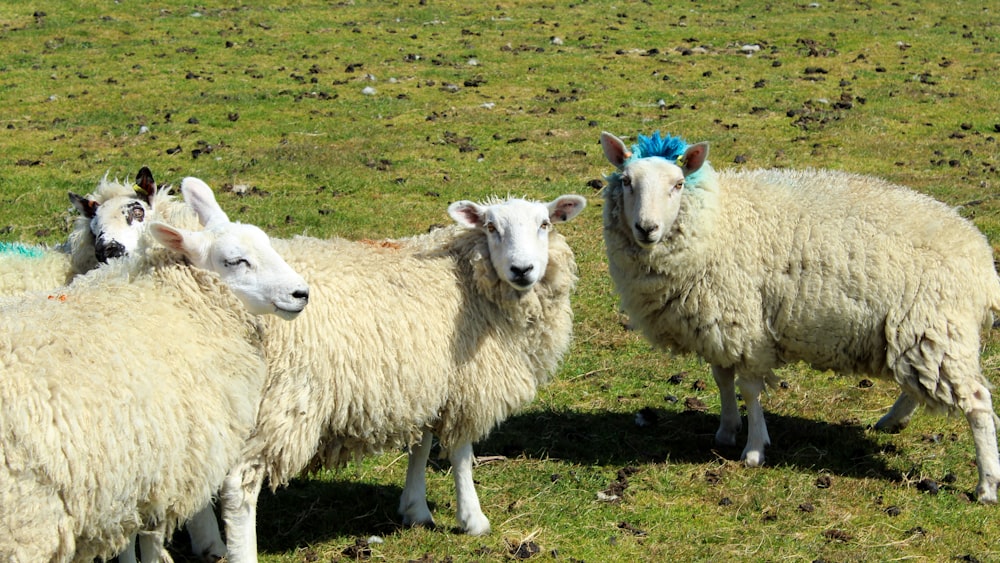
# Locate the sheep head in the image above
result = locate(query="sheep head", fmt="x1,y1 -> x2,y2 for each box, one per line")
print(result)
601,131 -> 708,248
68,166 -> 158,264
149,177 -> 310,320
448,195 -> 586,291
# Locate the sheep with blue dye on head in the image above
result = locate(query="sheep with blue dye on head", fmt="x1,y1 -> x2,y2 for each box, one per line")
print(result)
600,130 -> 1000,502
0,178 -> 309,562
220,193 -> 586,563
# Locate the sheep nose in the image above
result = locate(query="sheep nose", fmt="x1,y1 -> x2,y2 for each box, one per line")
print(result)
292,288 -> 310,303
96,240 -> 126,263
634,222 -> 659,238
510,264 -> 534,279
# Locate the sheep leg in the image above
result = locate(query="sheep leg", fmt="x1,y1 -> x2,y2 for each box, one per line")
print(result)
963,383 -> 1000,503
711,364 -> 742,446
186,505 -> 226,561
398,429 -> 436,529
737,376 -> 770,467
874,392 -> 920,433
118,536 -> 138,563
220,464 -> 262,563
450,442 -> 491,536
138,527 -> 171,563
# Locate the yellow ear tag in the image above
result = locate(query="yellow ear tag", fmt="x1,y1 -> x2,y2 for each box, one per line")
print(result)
676,155 -> 686,167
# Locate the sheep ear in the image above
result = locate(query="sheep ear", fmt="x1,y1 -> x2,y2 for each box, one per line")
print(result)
69,192 -> 99,219
181,177 -> 230,228
600,131 -> 632,168
547,195 -> 587,223
134,166 -> 156,204
448,200 -> 486,229
681,142 -> 709,176
149,222 -> 209,264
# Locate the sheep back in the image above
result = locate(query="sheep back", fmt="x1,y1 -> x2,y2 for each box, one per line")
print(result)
0,256 -> 267,562
250,226 -> 577,487
604,166 -> 1000,411
0,243 -> 74,297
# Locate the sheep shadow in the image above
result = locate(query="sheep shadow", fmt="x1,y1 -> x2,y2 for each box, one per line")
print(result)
165,480 -> 409,562
162,410 -> 903,561
476,407 -> 904,482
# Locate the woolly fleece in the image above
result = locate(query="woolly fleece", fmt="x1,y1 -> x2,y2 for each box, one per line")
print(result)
0,243 -> 74,297
604,165 -> 1000,411
237,222 -> 577,489
0,245 -> 267,562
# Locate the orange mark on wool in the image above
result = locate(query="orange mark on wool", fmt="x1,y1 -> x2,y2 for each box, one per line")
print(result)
359,239 -> 402,250
47,294 -> 68,302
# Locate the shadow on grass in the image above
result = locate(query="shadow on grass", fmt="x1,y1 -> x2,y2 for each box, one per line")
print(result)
476,407 -> 902,482
165,480 -> 409,562
253,478 -> 409,554
164,407 -> 902,560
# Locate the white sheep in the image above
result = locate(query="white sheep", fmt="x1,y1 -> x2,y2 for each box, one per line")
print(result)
66,166 -> 171,272
219,194 -> 586,563
0,167 -> 190,298
0,177 -> 310,562
0,241 -> 75,295
600,130 -> 1000,502
3,169 -> 223,563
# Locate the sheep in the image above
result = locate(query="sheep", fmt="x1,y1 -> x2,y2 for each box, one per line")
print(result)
3,169 -> 222,563
0,241 -> 75,296
219,194 -> 586,563
71,169 -> 223,563
0,167 -> 189,298
67,166 -> 199,274
599,130 -> 1000,503
0,177 -> 310,562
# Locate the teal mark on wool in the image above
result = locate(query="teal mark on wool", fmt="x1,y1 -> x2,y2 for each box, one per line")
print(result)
0,242 -> 46,259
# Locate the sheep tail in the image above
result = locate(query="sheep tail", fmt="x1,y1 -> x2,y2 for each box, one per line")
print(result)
990,272 -> 1000,329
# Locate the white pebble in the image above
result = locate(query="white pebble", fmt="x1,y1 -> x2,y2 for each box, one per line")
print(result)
362,86 -> 377,96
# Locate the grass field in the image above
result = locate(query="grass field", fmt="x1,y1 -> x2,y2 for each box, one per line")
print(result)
2,1 -> 999,561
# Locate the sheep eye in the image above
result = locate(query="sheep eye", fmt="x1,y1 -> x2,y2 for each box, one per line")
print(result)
622,176 -> 632,188
540,220 -> 552,230
125,202 -> 146,225
486,222 -> 497,234
224,257 -> 251,268
673,180 -> 684,191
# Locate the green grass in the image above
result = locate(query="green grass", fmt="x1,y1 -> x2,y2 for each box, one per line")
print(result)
2,1 -> 1000,561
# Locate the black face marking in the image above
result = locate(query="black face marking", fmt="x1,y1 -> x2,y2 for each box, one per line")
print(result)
125,202 -> 146,226
95,239 -> 126,263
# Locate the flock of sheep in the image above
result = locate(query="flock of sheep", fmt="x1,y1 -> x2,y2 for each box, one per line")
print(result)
1,130 -> 998,562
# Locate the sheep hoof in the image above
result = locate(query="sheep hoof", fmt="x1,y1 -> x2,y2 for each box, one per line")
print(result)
976,484 -> 999,504
873,416 -> 909,434
460,514 -> 491,536
742,450 -> 765,467
400,504 -> 436,529
401,514 -> 436,529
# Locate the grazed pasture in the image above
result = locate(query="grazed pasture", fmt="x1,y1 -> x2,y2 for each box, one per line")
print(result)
1,1 -> 999,561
